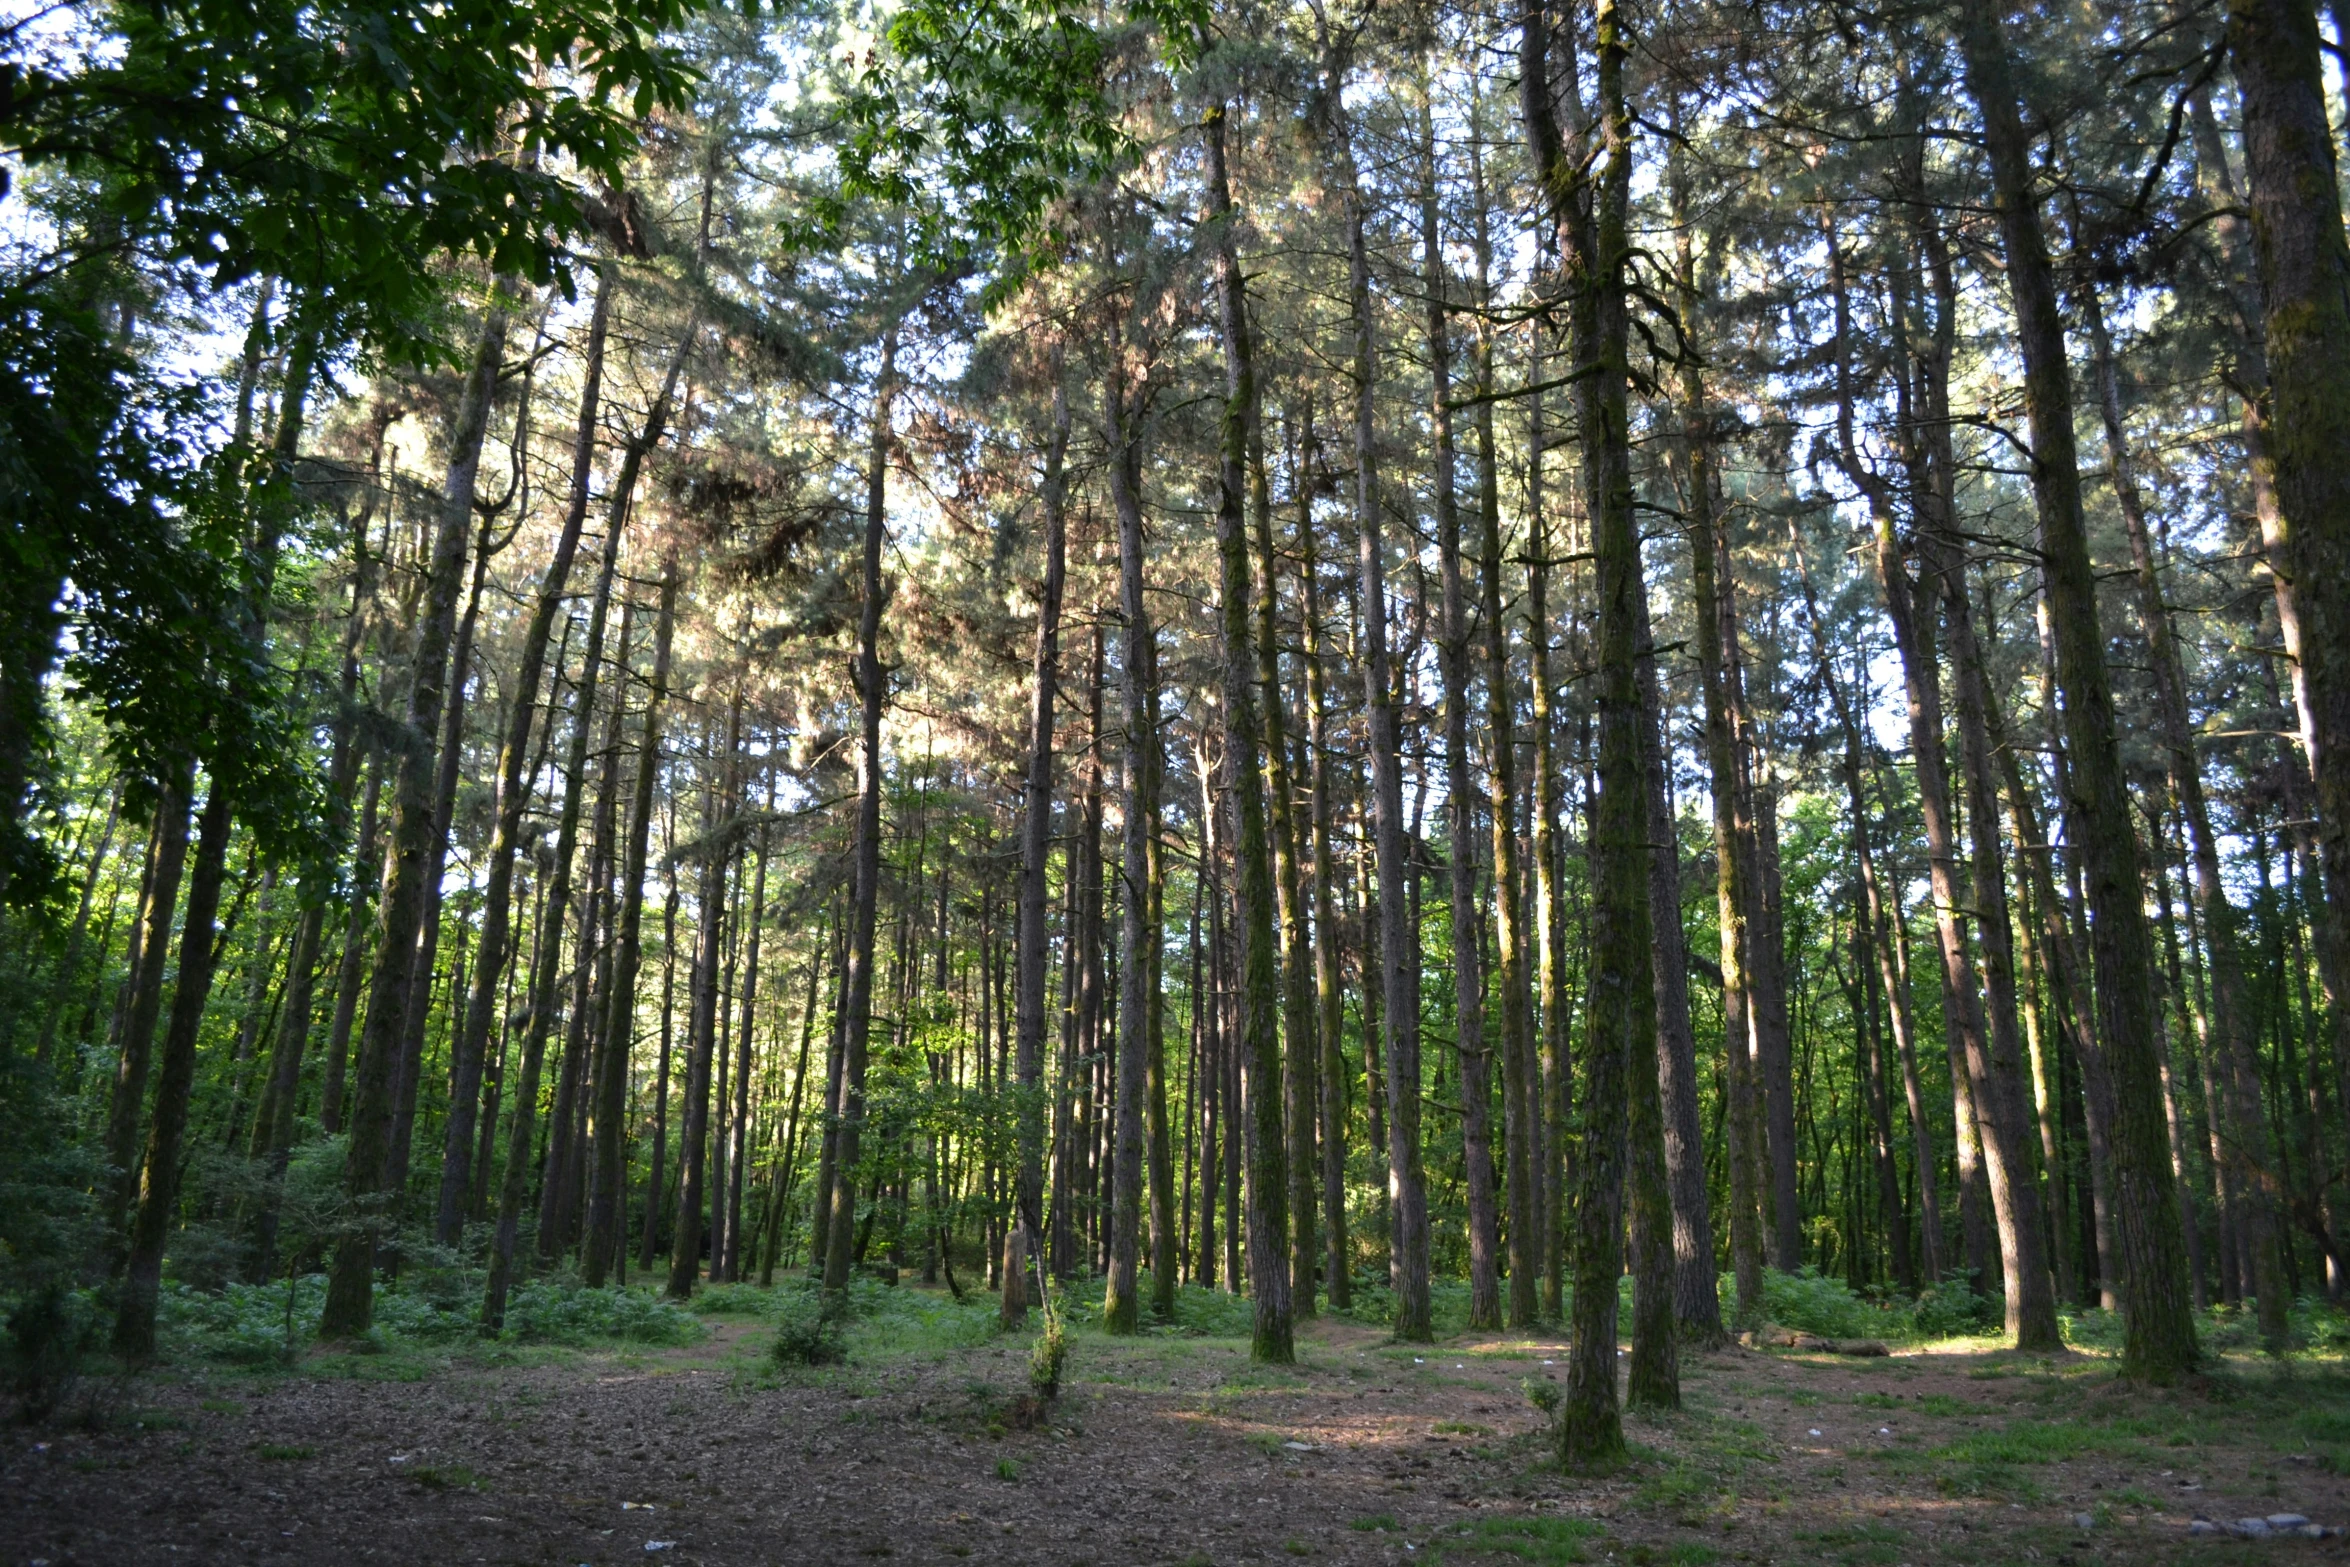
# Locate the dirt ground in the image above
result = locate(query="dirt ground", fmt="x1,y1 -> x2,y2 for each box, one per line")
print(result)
7,1300 -> 2350,1566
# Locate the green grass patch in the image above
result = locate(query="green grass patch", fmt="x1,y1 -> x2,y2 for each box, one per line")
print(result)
1431,1515 -> 1606,1564
1794,1522 -> 1905,1565
406,1462 -> 479,1491
1931,1419 -> 2139,1465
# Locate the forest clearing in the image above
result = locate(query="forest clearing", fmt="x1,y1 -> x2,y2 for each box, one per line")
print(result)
21,0 -> 2350,1547
7,1279 -> 2350,1565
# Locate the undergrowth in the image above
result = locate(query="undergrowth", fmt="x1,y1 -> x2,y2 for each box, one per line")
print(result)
157,1272 -> 701,1365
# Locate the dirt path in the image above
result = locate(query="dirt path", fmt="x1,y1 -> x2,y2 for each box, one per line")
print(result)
7,1305 -> 2348,1565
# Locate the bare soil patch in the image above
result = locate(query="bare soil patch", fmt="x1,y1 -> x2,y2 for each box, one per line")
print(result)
6,1297 -> 2347,1565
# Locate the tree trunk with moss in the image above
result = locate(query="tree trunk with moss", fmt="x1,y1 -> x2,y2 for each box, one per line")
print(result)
1524,0 -> 1674,1453
1954,0 -> 2199,1375
1206,103 -> 1293,1363
1421,78 -> 1501,1334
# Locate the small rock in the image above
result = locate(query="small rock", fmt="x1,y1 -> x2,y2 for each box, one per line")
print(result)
2227,1518 -> 2273,1539
2189,1520 -> 2219,1537
2073,1514 -> 2095,1530
2265,1515 -> 2309,1530
1807,1428 -> 1822,1438
645,1544 -> 677,1554
2300,1525 -> 2329,1541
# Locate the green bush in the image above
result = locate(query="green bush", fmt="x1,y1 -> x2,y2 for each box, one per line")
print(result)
5,1281 -> 103,1417
1911,1277 -> 1997,1338
1030,1294 -> 1067,1400
1759,1268 -> 1886,1339
0,1060 -> 108,1412
160,1277 -> 322,1364
157,1271 -> 701,1361
1160,1282 -> 1255,1337
770,1288 -> 847,1366
499,1282 -> 701,1346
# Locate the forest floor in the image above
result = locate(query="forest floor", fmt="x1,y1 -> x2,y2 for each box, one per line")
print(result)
7,1286 -> 2350,1567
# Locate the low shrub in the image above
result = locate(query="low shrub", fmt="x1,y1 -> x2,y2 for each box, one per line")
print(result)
1760,1267 -> 1888,1340
770,1288 -> 847,1366
500,1281 -> 700,1346
4,1281 -> 102,1418
1029,1303 -> 1067,1400
1911,1276 -> 1997,1337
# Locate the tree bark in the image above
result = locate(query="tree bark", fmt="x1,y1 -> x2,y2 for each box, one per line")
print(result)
1324,57 -> 1430,1344
1206,101 -> 1292,1364
1638,571 -> 1725,1343
1003,362 -> 1068,1329
1420,80 -> 1501,1334
669,710 -> 737,1298
482,470 -> 627,1331
1468,110 -> 1541,1333
322,301 -> 506,1338
1524,0 -> 1674,1450
721,815 -> 766,1283
1300,451 -> 1352,1311
823,319 -> 899,1296
1953,0 -> 2201,1374
1253,416 -> 1318,1320
438,265 -> 617,1246
118,327 -> 318,1355
584,555 -> 676,1286
1103,317 -> 1160,1335
106,767 -> 191,1237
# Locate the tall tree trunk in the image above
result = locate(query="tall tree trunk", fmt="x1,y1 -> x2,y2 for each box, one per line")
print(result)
584,555 -> 675,1286
722,817 -> 767,1283
543,600 -> 635,1262
106,766 -> 192,1236
1665,136 -> 1766,1321
1525,0 -> 1674,1453
114,784 -> 231,1356
1528,330 -> 1570,1324
823,320 -> 899,1296
668,711 -> 736,1298
1253,415 -> 1318,1320
643,868 -> 679,1270
1145,762 -> 1175,1318
1931,518 -> 2063,1347
1953,0 -> 2201,1374
252,482 -> 379,1275
1103,320 -> 1160,1335
1468,110 -> 1540,1333
1206,101 -> 1292,1364
1678,324 -> 1765,1323
482,473 -> 626,1331
1003,363 -> 1068,1329
1300,452 -> 1352,1311
118,326 -> 318,1355
439,267 -> 620,1246
323,302 -> 507,1338
2229,0 -> 2350,1071
2078,282 -> 2282,1339
1420,80 -> 1501,1334
1638,573 -> 1725,1343
1324,59 -> 1430,1345
385,508 -> 494,1211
